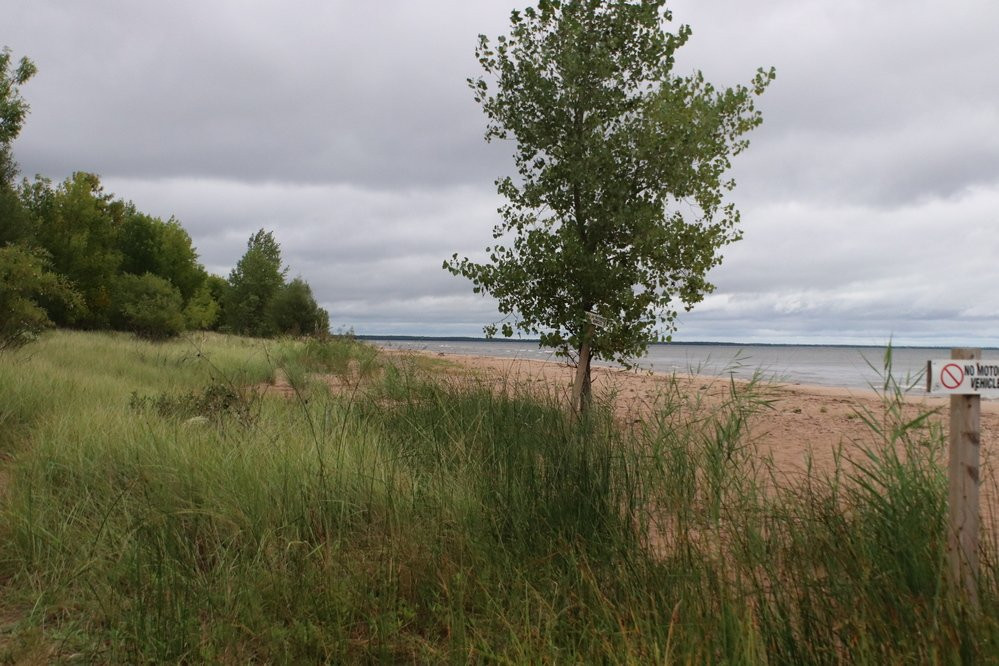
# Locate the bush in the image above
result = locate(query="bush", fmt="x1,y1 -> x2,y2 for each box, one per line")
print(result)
112,272 -> 185,339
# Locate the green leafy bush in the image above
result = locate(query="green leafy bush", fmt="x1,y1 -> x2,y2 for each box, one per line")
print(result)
112,272 -> 185,339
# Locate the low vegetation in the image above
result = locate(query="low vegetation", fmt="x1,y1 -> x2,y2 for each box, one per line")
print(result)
0,330 -> 996,662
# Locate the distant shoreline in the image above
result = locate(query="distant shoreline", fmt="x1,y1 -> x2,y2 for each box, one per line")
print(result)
356,335 -> 989,351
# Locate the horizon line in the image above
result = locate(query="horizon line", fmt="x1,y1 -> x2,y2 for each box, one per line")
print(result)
354,334 -> 994,350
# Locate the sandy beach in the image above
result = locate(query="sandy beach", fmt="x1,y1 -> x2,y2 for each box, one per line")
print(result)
387,348 -> 999,488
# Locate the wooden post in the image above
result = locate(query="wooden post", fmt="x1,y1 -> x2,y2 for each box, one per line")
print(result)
949,347 -> 981,607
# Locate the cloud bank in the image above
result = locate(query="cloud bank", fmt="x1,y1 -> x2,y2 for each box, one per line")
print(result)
7,0 -> 998,346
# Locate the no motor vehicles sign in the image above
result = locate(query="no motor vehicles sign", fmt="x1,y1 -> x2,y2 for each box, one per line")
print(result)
927,359 -> 999,396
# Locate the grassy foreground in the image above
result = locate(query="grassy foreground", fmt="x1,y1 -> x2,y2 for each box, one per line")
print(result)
0,330 -> 996,662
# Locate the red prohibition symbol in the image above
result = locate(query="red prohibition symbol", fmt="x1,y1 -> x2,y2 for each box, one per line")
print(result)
940,363 -> 965,390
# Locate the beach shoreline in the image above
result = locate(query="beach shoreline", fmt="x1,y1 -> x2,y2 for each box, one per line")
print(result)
386,348 -> 999,491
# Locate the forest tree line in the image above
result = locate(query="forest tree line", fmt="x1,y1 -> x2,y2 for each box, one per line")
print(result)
1,49 -> 329,348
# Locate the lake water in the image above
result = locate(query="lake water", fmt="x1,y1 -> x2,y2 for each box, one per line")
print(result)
365,338 -> 999,391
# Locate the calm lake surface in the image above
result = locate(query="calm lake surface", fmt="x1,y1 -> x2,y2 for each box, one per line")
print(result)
366,338 -> 999,391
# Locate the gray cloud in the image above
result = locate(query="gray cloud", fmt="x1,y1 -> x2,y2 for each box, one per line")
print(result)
7,0 -> 999,345
11,1 -> 517,188
671,0 -> 999,206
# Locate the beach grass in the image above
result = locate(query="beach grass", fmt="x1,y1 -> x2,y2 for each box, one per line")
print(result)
0,329 -> 996,662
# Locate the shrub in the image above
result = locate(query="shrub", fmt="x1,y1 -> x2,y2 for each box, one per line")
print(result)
112,272 -> 185,339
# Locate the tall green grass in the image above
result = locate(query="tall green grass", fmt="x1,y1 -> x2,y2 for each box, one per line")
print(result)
0,330 -> 995,662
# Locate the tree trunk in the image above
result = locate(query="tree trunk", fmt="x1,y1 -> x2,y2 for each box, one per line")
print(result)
572,322 -> 594,414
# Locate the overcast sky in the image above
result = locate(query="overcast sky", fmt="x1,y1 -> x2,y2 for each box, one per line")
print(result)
6,0 -> 999,346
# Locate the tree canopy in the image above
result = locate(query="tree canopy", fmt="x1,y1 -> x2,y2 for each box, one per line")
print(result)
28,173 -> 125,328
446,0 -> 773,409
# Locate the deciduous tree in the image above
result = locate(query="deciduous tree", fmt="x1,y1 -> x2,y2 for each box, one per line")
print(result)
0,49 -> 80,348
225,229 -> 287,337
0,245 -> 80,350
268,277 -> 329,336
446,0 -> 773,411
119,208 -> 206,301
0,48 -> 38,247
0,47 -> 36,187
183,284 -> 220,330
28,173 -> 124,328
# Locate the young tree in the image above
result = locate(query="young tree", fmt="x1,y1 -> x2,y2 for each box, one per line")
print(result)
225,229 -> 287,337
446,0 -> 773,411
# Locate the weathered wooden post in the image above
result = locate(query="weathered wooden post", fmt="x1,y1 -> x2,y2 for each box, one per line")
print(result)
948,348 -> 981,607
928,348 -> 986,607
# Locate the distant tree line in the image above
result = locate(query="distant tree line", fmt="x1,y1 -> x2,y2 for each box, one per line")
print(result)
1,48 -> 328,346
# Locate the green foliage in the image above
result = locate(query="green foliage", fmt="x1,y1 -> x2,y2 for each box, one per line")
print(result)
0,47 -> 38,246
446,0 -> 774,379
0,244 -> 80,350
27,172 -> 125,328
119,209 -> 206,301
0,49 -> 82,352
112,272 -> 186,339
268,277 -> 330,336
183,283 -> 220,330
116,207 -> 159,275
226,229 -> 287,337
0,185 -> 34,246
201,273 -> 230,330
0,47 -> 36,185
274,335 -> 378,388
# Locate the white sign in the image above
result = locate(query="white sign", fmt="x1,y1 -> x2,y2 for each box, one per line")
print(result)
927,359 -> 999,396
585,311 -> 612,329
